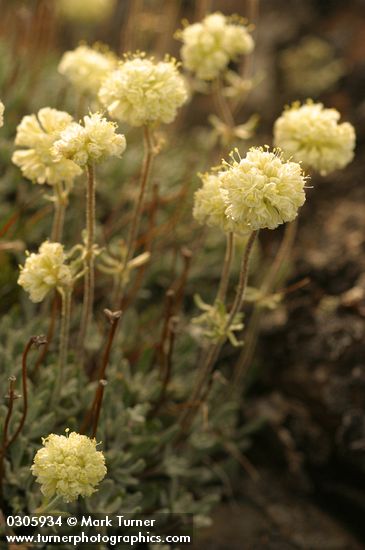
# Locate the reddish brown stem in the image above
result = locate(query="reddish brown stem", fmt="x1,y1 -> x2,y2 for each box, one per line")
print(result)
0,377 -> 17,498
8,336 -> 47,448
91,380 -> 107,439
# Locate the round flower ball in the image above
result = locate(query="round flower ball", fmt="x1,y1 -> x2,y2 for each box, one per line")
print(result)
58,0 -> 116,23
58,44 -> 117,96
177,12 -> 254,81
220,147 -> 307,231
52,112 -> 126,167
99,55 -> 188,127
193,172 -> 244,234
31,431 -> 107,503
12,107 -> 82,185
18,241 -> 72,303
0,100 -> 4,127
274,101 -> 356,176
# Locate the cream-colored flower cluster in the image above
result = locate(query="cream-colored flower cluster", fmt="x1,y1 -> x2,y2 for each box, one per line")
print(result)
194,148 -> 307,232
58,44 -> 117,95
58,0 -> 116,23
53,112 -> 126,167
31,431 -> 106,503
178,12 -> 254,81
193,172 -> 244,233
18,241 -> 72,303
12,108 -> 82,185
99,55 -> 188,127
274,102 -> 355,175
0,100 -> 4,127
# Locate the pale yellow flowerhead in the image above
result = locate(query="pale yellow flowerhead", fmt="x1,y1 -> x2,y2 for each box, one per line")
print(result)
193,172 -> 245,234
0,100 -> 4,127
99,55 -> 188,127
31,431 -> 107,503
53,112 -> 126,167
58,44 -> 117,95
18,241 -> 72,303
178,13 -> 254,81
220,147 -> 307,231
274,101 -> 356,175
12,108 -> 82,185
58,0 -> 116,23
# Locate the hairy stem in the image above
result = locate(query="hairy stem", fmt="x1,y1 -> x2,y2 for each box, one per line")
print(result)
117,126 -> 155,307
216,232 -> 234,304
233,220 -> 297,387
179,231 -> 258,432
51,182 -> 66,242
79,163 -> 96,352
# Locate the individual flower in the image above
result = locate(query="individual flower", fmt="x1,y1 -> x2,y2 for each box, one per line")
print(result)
193,171 -> 244,233
177,12 -> 254,81
0,100 -> 4,127
99,55 -> 188,127
58,0 -> 116,23
31,431 -> 107,503
18,241 -> 72,303
58,44 -> 117,95
220,147 -> 307,230
52,112 -> 126,167
274,101 -> 356,175
12,108 -> 82,185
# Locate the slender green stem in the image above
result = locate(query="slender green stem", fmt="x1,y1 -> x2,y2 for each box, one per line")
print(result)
51,288 -> 72,406
233,220 -> 298,388
216,232 -> 234,304
51,182 -> 66,243
79,163 -> 96,352
116,126 -> 155,307
179,231 -> 258,432
213,78 -> 235,128
36,495 -> 63,514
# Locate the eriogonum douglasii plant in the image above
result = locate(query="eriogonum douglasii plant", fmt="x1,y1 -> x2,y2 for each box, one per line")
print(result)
0,4 -> 358,548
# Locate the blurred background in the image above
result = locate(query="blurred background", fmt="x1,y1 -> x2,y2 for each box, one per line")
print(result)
1,1 -> 365,548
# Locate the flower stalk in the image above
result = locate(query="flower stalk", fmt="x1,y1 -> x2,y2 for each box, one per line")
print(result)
79,162 -> 96,352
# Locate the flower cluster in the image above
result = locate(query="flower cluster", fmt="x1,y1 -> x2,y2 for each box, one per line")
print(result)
0,100 -> 4,127
194,147 -> 307,232
31,431 -> 106,503
18,241 -> 72,303
178,13 -> 254,81
58,44 -> 117,95
99,55 -> 188,127
58,0 -> 116,23
12,108 -> 82,185
274,101 -> 356,175
53,112 -> 126,167
193,172 -> 244,233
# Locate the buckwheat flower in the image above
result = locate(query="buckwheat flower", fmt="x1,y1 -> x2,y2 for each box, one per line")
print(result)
53,112 -> 126,167
18,241 -> 72,303
99,55 -> 188,127
221,147 -> 307,231
193,172 -> 244,233
12,107 -> 82,185
31,431 -> 106,503
177,13 -> 254,81
58,44 -> 117,95
274,102 -> 356,175
58,0 -> 116,23
0,100 -> 4,127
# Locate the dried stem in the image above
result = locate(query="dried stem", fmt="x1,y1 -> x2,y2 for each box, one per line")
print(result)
33,292 -> 58,375
91,380 -> 107,439
8,336 -> 46,448
78,163 -> 96,353
179,231 -> 258,432
80,309 -> 121,435
0,377 -> 17,498
216,232 -> 234,304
